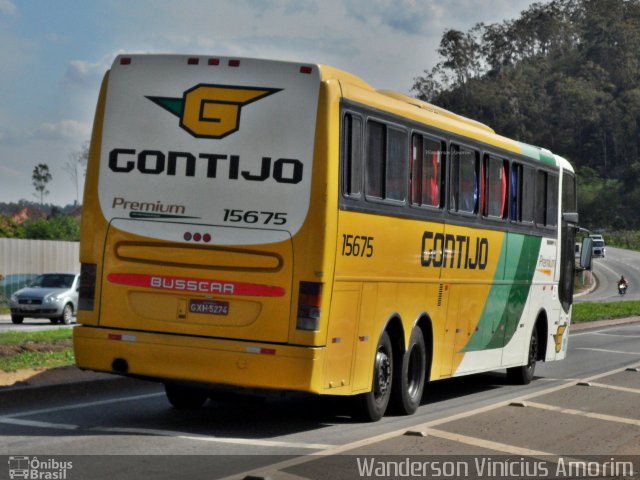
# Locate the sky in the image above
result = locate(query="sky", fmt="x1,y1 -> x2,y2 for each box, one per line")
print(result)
0,0 -> 539,206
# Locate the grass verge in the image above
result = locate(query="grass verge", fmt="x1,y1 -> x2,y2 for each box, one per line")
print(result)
572,300 -> 640,323
0,350 -> 74,372
0,329 -> 74,372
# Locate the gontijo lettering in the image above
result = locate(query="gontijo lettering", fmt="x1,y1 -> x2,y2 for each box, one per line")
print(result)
421,231 -> 489,270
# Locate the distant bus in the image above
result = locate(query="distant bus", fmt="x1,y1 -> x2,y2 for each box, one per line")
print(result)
74,55 -> 590,421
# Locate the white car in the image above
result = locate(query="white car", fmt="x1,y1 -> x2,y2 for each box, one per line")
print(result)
9,273 -> 80,325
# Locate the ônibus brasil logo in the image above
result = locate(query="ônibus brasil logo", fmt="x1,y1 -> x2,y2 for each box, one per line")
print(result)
147,84 -> 281,139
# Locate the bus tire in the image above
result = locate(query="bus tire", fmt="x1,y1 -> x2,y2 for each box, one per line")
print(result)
164,384 -> 208,409
391,327 -> 426,415
353,331 -> 393,422
507,327 -> 538,385
11,315 -> 23,324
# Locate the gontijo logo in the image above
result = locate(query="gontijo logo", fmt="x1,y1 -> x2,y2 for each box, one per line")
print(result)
147,84 -> 281,139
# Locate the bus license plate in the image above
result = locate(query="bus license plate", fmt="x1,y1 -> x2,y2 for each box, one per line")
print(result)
189,299 -> 229,316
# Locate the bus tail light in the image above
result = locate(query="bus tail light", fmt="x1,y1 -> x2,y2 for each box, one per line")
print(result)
296,282 -> 322,331
79,263 -> 97,311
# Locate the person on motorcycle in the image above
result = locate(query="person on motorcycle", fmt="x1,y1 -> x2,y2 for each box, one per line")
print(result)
618,275 -> 628,294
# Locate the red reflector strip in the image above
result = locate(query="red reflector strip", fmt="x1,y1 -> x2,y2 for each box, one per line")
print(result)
228,59 -> 240,67
246,346 -> 276,355
108,334 -> 136,342
120,57 -> 131,65
300,66 -> 312,74
107,273 -> 286,297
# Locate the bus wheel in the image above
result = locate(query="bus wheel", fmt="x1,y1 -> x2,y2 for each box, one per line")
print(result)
353,331 -> 393,422
164,384 -> 208,409
507,327 -> 538,385
391,327 -> 426,415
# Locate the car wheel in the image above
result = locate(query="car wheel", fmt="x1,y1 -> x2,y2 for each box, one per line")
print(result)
352,331 -> 393,422
60,303 -> 74,325
11,315 -> 24,324
164,384 -> 208,409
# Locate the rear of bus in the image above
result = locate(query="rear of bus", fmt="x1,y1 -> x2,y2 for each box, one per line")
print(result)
74,55 -> 336,396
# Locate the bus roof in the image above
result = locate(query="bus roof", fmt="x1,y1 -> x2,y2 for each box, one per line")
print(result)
317,63 -> 566,169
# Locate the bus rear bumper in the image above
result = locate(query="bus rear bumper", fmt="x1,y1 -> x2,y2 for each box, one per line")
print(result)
73,326 -> 325,394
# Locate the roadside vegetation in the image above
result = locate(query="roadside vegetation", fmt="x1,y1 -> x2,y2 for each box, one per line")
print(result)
0,329 -> 74,372
572,300 -> 640,323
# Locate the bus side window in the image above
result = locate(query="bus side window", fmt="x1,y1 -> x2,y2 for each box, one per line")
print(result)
449,145 -> 460,211
546,174 -> 559,227
521,165 -> 535,223
460,147 -> 478,213
411,134 -> 443,208
484,155 -> 508,219
535,170 -> 547,226
386,127 -> 407,202
342,113 -> 362,197
366,120 -> 385,199
510,163 -> 520,221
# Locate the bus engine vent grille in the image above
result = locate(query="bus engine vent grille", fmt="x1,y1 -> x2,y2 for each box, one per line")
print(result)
437,284 -> 444,306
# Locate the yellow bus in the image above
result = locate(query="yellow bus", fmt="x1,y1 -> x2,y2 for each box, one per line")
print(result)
74,55 -> 590,421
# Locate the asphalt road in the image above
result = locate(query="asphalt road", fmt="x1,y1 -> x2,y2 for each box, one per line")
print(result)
1,322 -> 639,479
576,246 -> 640,302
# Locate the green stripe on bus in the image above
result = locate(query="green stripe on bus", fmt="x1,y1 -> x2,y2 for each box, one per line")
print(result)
518,142 -> 556,166
463,234 -> 542,352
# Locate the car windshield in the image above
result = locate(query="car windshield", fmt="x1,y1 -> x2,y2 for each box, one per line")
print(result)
30,274 -> 75,289
593,241 -> 605,247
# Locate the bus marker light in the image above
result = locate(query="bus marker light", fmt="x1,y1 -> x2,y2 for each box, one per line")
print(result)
300,66 -> 312,74
229,59 -> 240,67
184,232 -> 192,241
108,334 -> 137,342
203,233 -> 212,243
188,57 -> 199,65
359,336 -> 369,342
332,337 -> 341,344
120,57 -> 131,65
208,58 -> 220,65
193,233 -> 202,242
246,346 -> 276,355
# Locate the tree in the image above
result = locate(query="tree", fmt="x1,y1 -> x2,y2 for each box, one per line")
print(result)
32,164 -> 52,205
63,141 -> 89,205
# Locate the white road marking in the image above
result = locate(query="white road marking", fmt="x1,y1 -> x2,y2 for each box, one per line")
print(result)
3,392 -> 164,418
420,428 -> 554,456
525,401 -> 640,426
591,332 -> 640,338
93,426 -> 334,449
589,382 -> 640,395
575,347 -> 640,355
0,417 -> 78,430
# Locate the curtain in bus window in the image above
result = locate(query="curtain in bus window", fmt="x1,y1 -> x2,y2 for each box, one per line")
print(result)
366,120 -> 385,199
423,138 -> 441,207
511,164 -> 519,221
386,127 -> 407,201
450,145 -> 460,211
459,147 -> 477,213
411,134 -> 423,205
486,156 -> 507,218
